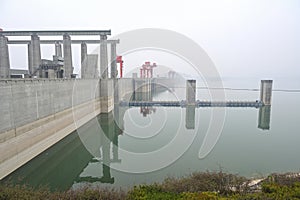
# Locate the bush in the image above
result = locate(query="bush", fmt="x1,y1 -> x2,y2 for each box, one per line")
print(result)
2,172 -> 300,200
160,171 -> 246,195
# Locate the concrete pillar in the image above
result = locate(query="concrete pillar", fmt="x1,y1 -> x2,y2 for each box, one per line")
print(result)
100,35 -> 108,79
186,80 -> 196,105
0,36 -> 10,78
41,70 -> 47,78
28,42 -> 33,75
31,34 -> 41,77
260,80 -> 273,105
110,42 -> 117,79
100,79 -> 114,113
258,106 -> 271,130
55,42 -> 62,57
63,34 -> 73,78
81,42 -> 87,78
81,42 -> 87,64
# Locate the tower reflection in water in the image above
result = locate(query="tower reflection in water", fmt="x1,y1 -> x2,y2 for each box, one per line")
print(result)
77,112 -> 122,184
258,106 -> 272,130
2,111 -> 123,191
139,104 -> 272,131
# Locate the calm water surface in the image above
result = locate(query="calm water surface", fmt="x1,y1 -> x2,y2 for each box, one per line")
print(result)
3,78 -> 300,191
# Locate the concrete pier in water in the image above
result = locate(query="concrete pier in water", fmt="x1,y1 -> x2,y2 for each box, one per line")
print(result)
260,80 -> 273,105
186,80 -> 196,105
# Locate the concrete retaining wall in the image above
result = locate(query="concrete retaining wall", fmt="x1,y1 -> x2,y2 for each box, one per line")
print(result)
0,79 -> 100,140
0,78 -> 102,179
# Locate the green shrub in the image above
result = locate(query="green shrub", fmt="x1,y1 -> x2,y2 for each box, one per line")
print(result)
2,172 -> 300,200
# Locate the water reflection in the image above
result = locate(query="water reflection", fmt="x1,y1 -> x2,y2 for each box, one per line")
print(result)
2,128 -> 93,191
3,112 -> 122,191
76,113 -> 121,184
140,106 -> 157,117
2,90 -> 272,191
258,106 -> 272,130
186,105 -> 196,129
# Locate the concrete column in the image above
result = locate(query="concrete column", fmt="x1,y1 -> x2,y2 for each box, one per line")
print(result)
31,34 -> 41,77
41,70 -> 47,78
63,34 -> 73,78
48,69 -> 55,79
260,80 -> 273,105
0,36 -> 10,78
100,35 -> 108,79
81,42 -> 87,78
55,42 -> 62,57
100,79 -> 114,113
186,80 -> 196,105
110,42 -> 117,79
27,42 -> 33,75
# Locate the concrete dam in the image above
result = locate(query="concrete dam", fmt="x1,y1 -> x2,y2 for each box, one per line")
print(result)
0,29 -> 273,180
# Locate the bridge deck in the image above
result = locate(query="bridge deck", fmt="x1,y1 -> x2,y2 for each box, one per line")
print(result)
7,39 -> 120,44
0,30 -> 111,36
120,100 -> 263,108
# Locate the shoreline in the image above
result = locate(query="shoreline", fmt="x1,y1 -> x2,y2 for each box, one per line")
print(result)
2,171 -> 300,199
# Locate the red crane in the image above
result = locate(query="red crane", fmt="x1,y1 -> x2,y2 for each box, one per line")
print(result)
116,56 -> 123,78
140,62 -> 157,78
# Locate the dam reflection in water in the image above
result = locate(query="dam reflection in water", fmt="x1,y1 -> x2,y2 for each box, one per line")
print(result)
3,101 -> 271,191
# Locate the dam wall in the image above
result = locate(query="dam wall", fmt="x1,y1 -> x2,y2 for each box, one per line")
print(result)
0,79 -> 101,141
116,78 -> 134,101
0,78 -> 115,179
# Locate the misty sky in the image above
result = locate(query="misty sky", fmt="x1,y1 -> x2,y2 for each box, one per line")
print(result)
1,0 -> 299,81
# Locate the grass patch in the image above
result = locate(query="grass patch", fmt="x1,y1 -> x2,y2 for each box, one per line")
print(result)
1,171 -> 300,200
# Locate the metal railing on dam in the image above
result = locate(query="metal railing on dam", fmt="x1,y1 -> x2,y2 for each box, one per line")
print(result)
121,100 -> 264,108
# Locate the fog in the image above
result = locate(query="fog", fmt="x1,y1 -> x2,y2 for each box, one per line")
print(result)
1,0 -> 299,83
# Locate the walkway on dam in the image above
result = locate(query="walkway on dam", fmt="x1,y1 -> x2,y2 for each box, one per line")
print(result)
120,100 -> 264,108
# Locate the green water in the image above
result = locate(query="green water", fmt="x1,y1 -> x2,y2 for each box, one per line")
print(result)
3,79 -> 300,191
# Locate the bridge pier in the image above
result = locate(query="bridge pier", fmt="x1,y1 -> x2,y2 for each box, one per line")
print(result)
260,80 -> 273,105
0,36 -> 10,78
63,34 -> 73,78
